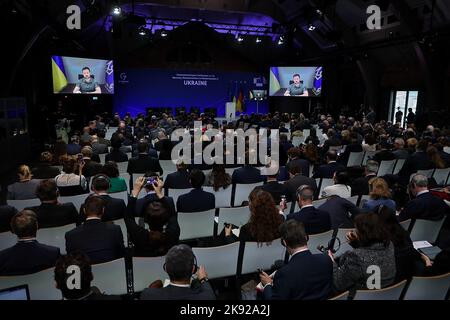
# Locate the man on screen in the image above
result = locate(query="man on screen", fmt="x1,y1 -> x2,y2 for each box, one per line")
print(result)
284,74 -> 308,97
73,67 -> 101,94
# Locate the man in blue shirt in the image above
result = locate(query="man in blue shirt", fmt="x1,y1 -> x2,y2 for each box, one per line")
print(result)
284,74 -> 308,96
73,67 -> 101,94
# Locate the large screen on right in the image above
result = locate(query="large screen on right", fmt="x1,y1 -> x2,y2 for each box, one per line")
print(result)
269,66 -> 322,97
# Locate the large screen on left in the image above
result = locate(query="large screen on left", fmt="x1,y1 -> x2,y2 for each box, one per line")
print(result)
51,56 -> 114,94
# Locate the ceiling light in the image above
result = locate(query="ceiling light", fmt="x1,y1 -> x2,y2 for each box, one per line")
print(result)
112,6 -> 121,15
308,24 -> 316,31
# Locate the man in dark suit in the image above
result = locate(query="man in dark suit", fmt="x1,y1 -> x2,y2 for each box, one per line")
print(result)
90,135 -> 109,155
140,244 -> 216,300
398,140 -> 433,183
31,151 -> 61,179
318,196 -> 360,229
257,171 -> 290,203
286,185 -> 331,234
392,138 -> 410,160
284,163 -> 317,200
260,220 -> 332,300
231,165 -> 265,184
313,151 -> 345,179
0,210 -> 60,276
399,174 -> 450,221
127,141 -> 163,175
65,196 -> 125,264
97,129 -> 111,147
154,131 -> 174,160
25,179 -> 79,228
372,141 -> 396,164
67,135 -> 82,155
322,129 -> 341,154
0,205 -> 17,233
79,174 -> 126,222
105,137 -> 129,163
350,160 -> 379,196
54,252 -> 120,300
164,162 -> 191,189
286,150 -> 311,178
81,146 -> 103,177
177,170 -> 215,212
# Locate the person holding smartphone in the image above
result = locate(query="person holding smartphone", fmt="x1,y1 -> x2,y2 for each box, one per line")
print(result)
54,155 -> 88,196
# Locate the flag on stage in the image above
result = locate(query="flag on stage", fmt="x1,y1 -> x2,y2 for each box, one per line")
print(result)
51,55 -> 68,93
269,67 -> 281,96
236,87 -> 244,112
249,90 -> 254,100
105,60 -> 114,93
312,66 -> 323,96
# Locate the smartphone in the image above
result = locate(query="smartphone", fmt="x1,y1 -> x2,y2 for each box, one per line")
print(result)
257,268 -> 263,274
77,154 -> 84,165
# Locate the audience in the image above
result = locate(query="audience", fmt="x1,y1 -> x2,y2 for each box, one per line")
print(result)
260,220 -> 332,300
65,196 -> 125,264
313,151 -> 345,179
256,170 -> 290,203
177,170 -> 215,212
286,147 -> 311,178
54,156 -> 88,196
362,177 -> 396,211
140,244 -> 215,300
321,170 -> 352,199
318,195 -> 360,229
80,146 -> 103,177
164,161 -> 191,189
284,163 -> 317,199
351,160 -> 379,196
0,210 -> 60,275
105,137 -> 129,163
26,179 -> 78,228
127,141 -> 163,175
31,151 -> 61,179
7,165 -> 40,200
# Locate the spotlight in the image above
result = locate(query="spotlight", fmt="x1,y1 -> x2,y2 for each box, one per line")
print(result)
237,34 -> 244,42
161,29 -> 168,37
308,24 -> 316,31
112,6 -> 121,15
138,26 -> 147,36
277,36 -> 284,45
256,37 -> 262,43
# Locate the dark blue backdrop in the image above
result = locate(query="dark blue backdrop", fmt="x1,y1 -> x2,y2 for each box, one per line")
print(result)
114,68 -> 268,117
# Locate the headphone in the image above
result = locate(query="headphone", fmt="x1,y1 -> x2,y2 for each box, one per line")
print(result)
163,245 -> 199,276
90,174 -> 111,192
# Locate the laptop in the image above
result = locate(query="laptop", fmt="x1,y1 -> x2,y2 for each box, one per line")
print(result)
0,285 -> 30,300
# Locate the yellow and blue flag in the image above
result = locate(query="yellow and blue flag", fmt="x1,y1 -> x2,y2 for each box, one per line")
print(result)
51,55 -> 68,93
269,67 -> 281,96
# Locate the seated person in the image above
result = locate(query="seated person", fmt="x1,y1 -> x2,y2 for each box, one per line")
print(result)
31,151 -> 61,179
126,176 -> 180,257
26,179 -> 79,228
362,177 -> 396,212
164,161 -> 192,190
260,220 -> 332,300
65,196 -> 125,264
321,170 -> 352,199
80,146 -> 103,177
73,67 -> 101,94
136,172 -> 176,217
204,163 -> 232,191
7,165 -> 40,200
54,252 -> 120,300
177,170 -> 215,212
140,244 -> 215,300
105,137 -> 129,163
256,170 -> 290,203
101,161 -> 128,193
127,141 -> 163,175
0,210 -> 60,276
54,156 -> 88,196
79,174 -> 126,222
284,74 -> 308,97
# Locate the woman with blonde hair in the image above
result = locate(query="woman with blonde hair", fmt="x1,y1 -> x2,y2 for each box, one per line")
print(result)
7,165 -> 40,200
362,177 -> 396,211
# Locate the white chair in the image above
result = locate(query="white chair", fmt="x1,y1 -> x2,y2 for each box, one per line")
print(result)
0,268 -> 62,300
353,280 -> 407,300
444,147 -> 450,154
178,209 -> 216,241
193,242 -> 240,279
204,186 -> 232,208
216,207 -> 251,236
126,152 -> 132,160
117,161 -> 128,174
432,168 -> 450,186
377,160 -> 396,176
403,272 -> 450,300
393,158 -> 406,175
6,198 -> 41,212
225,168 -> 236,176
0,231 -> 17,251
362,151 -> 376,165
303,129 -> 310,138
159,160 -> 177,176
132,256 -> 166,292
233,182 -> 264,207
167,188 -> 193,210
335,228 -> 355,257
59,193 -> 90,212
347,152 -> 364,167
240,239 -> 286,275
109,191 -> 128,204
292,136 -> 304,147
399,219 -> 411,231
99,153 -> 106,164
318,178 -> 334,199
91,258 -> 127,295
313,198 -> 328,208
37,223 -> 75,254
308,230 -> 333,254
409,217 -> 446,243
417,169 -> 435,178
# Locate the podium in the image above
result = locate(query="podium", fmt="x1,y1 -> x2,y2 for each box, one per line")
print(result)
226,102 -> 236,121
